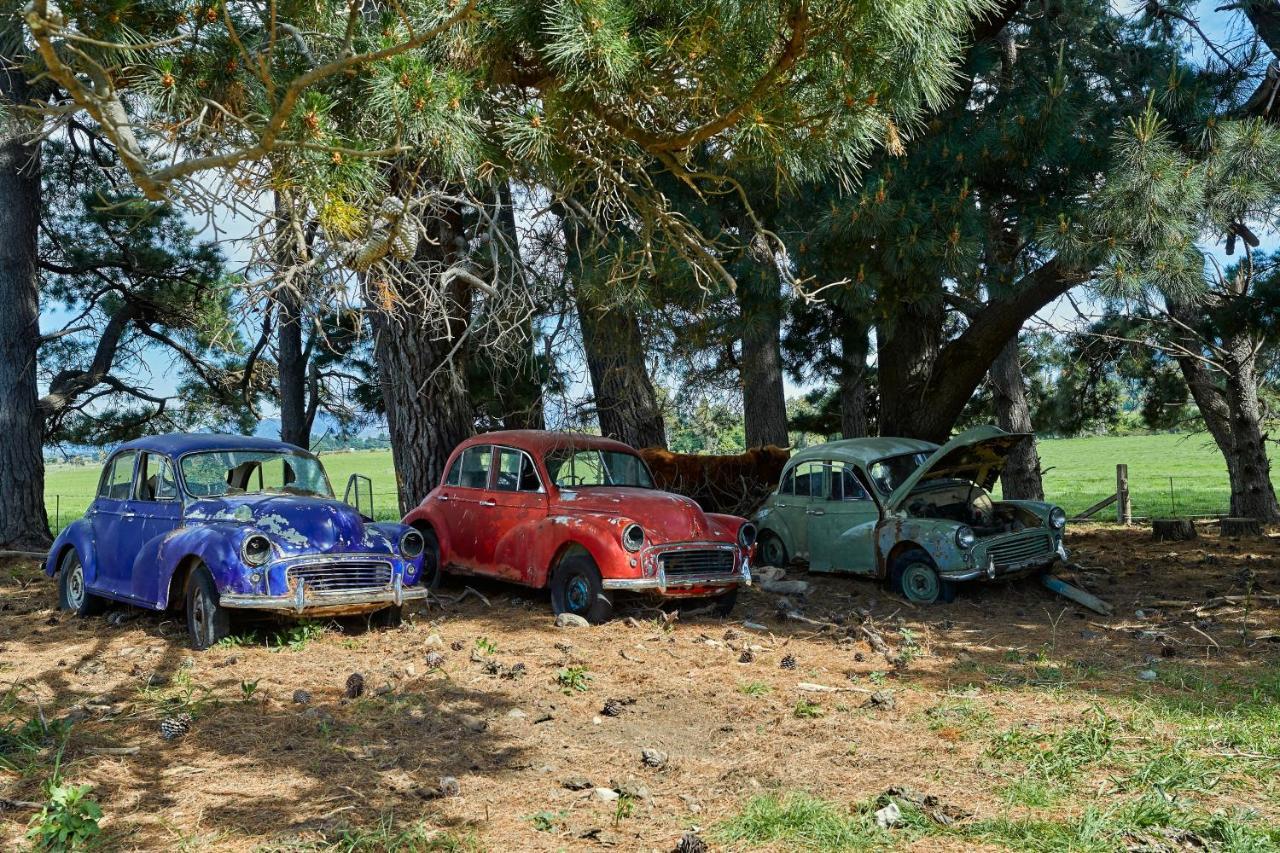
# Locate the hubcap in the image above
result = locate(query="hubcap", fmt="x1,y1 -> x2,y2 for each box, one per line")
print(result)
67,563 -> 84,608
566,575 -> 590,612
902,563 -> 940,603
763,538 -> 784,566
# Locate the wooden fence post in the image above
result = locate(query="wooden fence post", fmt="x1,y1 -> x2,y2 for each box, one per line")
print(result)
1116,464 -> 1131,525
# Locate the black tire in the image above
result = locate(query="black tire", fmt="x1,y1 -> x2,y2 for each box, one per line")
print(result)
756,531 -> 788,568
889,548 -> 956,605
550,553 -> 613,624
417,526 -> 443,591
371,606 -> 403,628
57,550 -> 105,617
186,565 -> 231,650
710,586 -> 739,617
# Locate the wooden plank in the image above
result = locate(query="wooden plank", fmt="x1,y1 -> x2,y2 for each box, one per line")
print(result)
1071,493 -> 1116,521
1042,575 -> 1114,616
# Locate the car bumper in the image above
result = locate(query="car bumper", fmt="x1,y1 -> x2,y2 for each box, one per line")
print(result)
220,573 -> 429,614
941,539 -> 1068,582
601,541 -> 751,594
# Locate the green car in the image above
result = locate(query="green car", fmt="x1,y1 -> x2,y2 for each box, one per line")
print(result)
752,426 -> 1068,603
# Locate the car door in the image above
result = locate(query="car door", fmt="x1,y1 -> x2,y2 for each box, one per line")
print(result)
488,446 -> 549,582
784,461 -> 825,559
438,445 -> 494,572
129,452 -> 185,604
90,450 -> 143,597
807,461 -> 880,575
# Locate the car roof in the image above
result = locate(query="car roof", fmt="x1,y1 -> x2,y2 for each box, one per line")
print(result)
460,430 -> 641,456
113,433 -> 308,457
787,437 -> 940,469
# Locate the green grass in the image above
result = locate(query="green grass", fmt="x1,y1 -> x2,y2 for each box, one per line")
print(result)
43,432 -> 1280,532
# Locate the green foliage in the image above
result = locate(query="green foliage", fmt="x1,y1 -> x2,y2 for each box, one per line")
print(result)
268,816 -> 480,852
793,699 -> 824,719
473,636 -> 497,655
737,681 -> 772,697
25,778 -> 103,852
555,666 -> 592,694
716,791 -> 890,850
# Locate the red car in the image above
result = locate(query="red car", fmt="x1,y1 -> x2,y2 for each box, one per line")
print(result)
404,431 -> 756,622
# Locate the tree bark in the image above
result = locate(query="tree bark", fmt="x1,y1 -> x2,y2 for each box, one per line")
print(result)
838,322 -> 870,439
371,201 -> 475,515
274,191 -> 310,449
737,263 -> 789,448
577,295 -> 667,449
0,56 -> 50,548
990,336 -> 1044,500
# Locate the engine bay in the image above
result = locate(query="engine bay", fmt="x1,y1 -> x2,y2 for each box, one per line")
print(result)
905,481 -> 1042,537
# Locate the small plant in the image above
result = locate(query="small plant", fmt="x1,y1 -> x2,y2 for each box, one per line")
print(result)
271,621 -> 326,652
897,627 -> 922,664
612,794 -> 635,827
239,679 -> 260,701
528,810 -> 562,832
214,633 -> 250,650
26,777 -> 103,851
474,636 -> 497,655
793,699 -> 824,719
738,681 -> 772,697
556,666 -> 592,694
868,671 -> 887,686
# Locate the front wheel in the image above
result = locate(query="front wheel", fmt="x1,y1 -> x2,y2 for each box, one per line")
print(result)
550,554 -> 613,624
186,565 -> 231,650
58,551 -> 105,617
890,549 -> 956,605
756,532 -> 788,568
417,526 -> 442,591
710,586 -> 739,617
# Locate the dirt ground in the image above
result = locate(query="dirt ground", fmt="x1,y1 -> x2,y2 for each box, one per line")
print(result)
2,523 -> 1279,851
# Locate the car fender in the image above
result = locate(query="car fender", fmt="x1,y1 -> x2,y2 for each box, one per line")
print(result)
753,504 -> 797,555
403,496 -> 458,566
148,523 -> 258,608
526,514 -> 628,589
876,517 -> 969,575
45,519 -> 97,584
704,512 -> 747,540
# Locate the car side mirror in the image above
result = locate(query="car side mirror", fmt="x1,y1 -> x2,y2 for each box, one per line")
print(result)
343,473 -> 375,522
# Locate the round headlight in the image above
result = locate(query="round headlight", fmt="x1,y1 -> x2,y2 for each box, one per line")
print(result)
622,523 -> 645,552
1049,506 -> 1067,530
737,522 -> 757,549
955,526 -> 976,550
242,534 -> 271,566
400,529 -> 425,560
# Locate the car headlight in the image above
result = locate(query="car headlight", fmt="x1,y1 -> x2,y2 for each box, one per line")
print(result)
737,522 -> 757,549
1049,506 -> 1067,530
955,526 -> 976,550
622,523 -> 645,552
400,529 -> 425,560
242,534 -> 272,566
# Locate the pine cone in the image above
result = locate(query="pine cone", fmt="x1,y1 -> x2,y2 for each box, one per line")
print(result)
292,689 -> 312,705
345,673 -> 365,699
738,649 -> 755,664
601,698 -> 624,717
160,713 -> 192,741
780,654 -> 797,670
424,651 -> 446,669
675,831 -> 708,853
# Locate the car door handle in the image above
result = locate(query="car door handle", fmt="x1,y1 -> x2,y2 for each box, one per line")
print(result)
805,509 -> 825,516
122,511 -> 136,519
775,502 -> 788,508
479,499 -> 496,507
438,494 -> 450,502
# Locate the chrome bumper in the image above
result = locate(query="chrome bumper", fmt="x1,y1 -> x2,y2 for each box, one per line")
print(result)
220,573 -> 428,613
943,540 -> 1068,582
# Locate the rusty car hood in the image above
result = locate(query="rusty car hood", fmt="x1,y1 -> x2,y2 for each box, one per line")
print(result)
883,426 -> 1031,513
184,494 -> 376,554
552,487 -> 714,542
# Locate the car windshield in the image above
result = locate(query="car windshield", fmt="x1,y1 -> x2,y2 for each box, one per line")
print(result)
867,452 -> 931,496
180,450 -> 333,498
544,448 -> 654,489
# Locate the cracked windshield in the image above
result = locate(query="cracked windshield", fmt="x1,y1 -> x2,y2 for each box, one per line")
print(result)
180,451 -> 333,498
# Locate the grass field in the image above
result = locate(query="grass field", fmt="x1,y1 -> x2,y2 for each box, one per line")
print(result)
43,432 -> 1277,532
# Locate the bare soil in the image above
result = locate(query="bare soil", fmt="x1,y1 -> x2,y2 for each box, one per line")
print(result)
2,523 -> 1279,851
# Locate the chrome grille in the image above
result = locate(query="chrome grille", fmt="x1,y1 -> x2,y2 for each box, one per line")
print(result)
986,532 -> 1053,568
659,549 -> 735,576
286,561 -> 393,593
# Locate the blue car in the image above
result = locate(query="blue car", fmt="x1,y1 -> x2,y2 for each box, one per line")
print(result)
46,434 -> 428,649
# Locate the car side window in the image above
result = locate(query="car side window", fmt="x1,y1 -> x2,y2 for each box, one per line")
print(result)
779,466 -> 795,495
793,462 -> 826,498
830,462 -> 870,502
494,447 -> 542,493
444,454 -> 462,486
98,452 -> 137,501
137,453 -> 178,501
457,446 -> 493,489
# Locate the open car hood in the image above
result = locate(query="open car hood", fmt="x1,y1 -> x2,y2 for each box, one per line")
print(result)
884,426 -> 1031,513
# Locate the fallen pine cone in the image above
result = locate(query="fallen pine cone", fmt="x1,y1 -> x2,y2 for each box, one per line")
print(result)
780,654 -> 796,670
738,649 -> 755,664
674,831 -> 707,853
159,713 -> 192,741
345,673 -> 365,699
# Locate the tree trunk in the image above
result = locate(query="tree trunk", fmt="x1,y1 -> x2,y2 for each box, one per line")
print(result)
990,336 -> 1044,500
1221,341 -> 1280,521
876,295 -> 946,439
738,290 -> 789,448
839,323 -> 870,439
577,296 -> 667,449
0,58 -> 50,548
278,288 -> 309,448
371,202 -> 475,515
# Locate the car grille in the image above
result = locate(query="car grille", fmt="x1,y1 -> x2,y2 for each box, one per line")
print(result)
286,561 -> 393,593
659,549 -> 736,576
986,532 -> 1053,568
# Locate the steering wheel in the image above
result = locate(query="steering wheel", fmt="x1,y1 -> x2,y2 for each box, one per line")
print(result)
558,474 -> 584,487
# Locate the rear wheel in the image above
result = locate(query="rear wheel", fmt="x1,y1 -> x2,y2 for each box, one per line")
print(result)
890,549 -> 956,605
186,565 -> 231,650
757,532 -> 788,568
58,551 -> 104,617
550,554 -> 613,624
